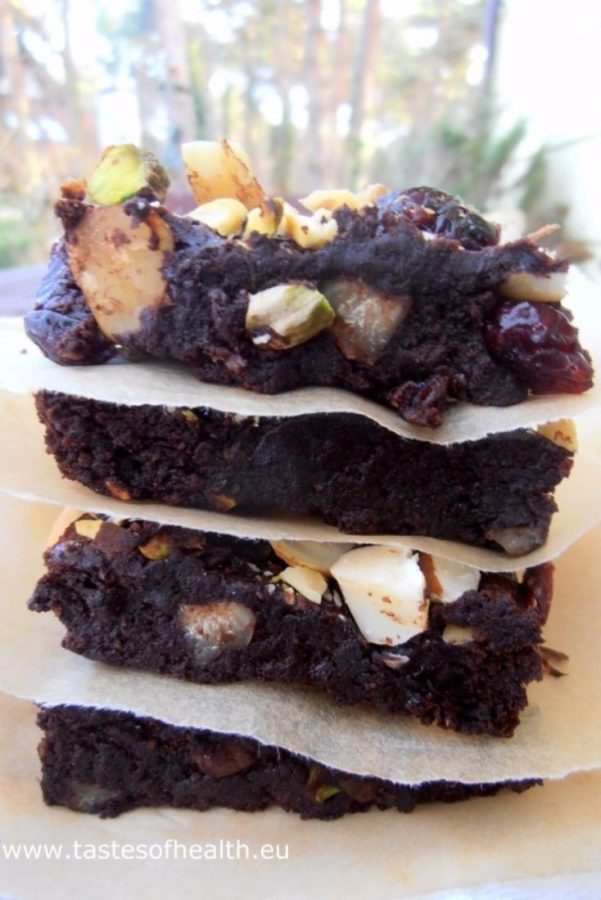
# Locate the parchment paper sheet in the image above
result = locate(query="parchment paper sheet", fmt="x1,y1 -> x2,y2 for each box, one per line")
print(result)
2,269 -> 600,445
1,693 -> 600,900
2,390 -> 601,573
2,492 -> 601,789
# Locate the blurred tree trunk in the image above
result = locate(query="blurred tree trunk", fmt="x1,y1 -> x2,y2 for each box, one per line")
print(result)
60,0 -> 85,152
0,0 -> 39,193
153,0 -> 196,167
272,0 -> 294,194
240,18 -> 258,162
346,0 -> 381,188
303,0 -> 325,190
328,0 -> 350,184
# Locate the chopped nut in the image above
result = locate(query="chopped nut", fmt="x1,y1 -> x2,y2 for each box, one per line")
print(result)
537,418 -> 577,452
300,188 -> 362,212
46,508 -> 85,548
307,767 -> 341,803
276,565 -> 327,604
419,553 -> 480,603
67,205 -> 174,340
182,139 -> 265,209
186,198 -> 248,237
181,409 -> 199,423
74,518 -> 102,540
278,204 -> 339,249
87,144 -> 170,205
191,743 -> 256,778
246,283 -> 335,350
300,184 -> 387,213
104,479 -> 132,501
66,781 -> 121,813
356,183 -> 388,206
270,540 -> 354,575
138,535 -> 172,560
486,524 -> 546,556
314,784 -> 341,803
331,545 -> 428,646
379,651 -> 410,670
243,198 -> 284,238
322,277 -> 411,364
209,492 -> 237,512
498,270 -> 567,303
180,601 -> 256,666
60,178 -> 87,201
442,625 -> 474,645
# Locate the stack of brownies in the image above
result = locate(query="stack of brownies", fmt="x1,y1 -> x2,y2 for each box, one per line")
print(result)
6,140 -> 599,818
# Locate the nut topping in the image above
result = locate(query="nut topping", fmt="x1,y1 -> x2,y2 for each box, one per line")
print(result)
67,204 -> 174,341
322,278 -> 411,364
246,283 -> 335,350
180,601 -> 256,666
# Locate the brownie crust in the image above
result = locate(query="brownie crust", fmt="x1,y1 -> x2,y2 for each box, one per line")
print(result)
35,390 -> 572,552
30,516 -> 554,737
37,704 -> 539,820
25,197 -> 592,425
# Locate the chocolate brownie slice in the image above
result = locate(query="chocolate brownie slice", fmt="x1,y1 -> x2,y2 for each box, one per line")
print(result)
37,704 -> 539,819
30,515 -> 554,737
35,390 -> 573,554
24,174 -> 593,426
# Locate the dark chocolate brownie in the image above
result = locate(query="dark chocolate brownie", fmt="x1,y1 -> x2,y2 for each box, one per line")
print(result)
37,704 -> 540,819
25,189 -> 593,426
35,390 -> 573,553
30,515 -> 554,737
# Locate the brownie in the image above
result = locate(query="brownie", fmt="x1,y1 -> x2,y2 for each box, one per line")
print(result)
24,188 -> 593,426
35,390 -> 572,553
30,515 -> 554,737
37,704 -> 540,819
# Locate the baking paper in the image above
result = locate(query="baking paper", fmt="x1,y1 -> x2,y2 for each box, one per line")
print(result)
2,492 -> 601,788
3,269 -> 600,445
1,390 -> 600,574
1,693 -> 601,900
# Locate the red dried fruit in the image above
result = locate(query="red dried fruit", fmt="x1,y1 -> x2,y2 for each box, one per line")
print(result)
378,187 -> 500,250
485,301 -> 593,394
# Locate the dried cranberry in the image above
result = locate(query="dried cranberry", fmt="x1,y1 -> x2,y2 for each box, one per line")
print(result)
387,373 -> 451,427
485,301 -> 593,394
377,187 -> 500,250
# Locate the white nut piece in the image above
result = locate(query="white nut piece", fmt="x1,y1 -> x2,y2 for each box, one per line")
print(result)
179,601 -> 256,666
420,554 -> 480,604
67,205 -> 174,340
74,518 -> 103,540
277,565 -> 327,604
486,525 -> 545,556
300,184 -> 387,213
330,545 -> 428,646
498,270 -> 567,303
300,189 -> 362,213
187,198 -> 248,236
270,540 -> 354,575
537,418 -> 578,452
442,625 -> 474,645
182,139 -> 265,209
278,203 -> 338,249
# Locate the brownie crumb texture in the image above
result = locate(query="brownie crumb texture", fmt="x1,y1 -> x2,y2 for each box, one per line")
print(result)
38,705 -> 540,820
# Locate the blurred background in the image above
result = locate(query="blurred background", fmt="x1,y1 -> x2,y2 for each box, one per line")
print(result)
0,0 -> 600,274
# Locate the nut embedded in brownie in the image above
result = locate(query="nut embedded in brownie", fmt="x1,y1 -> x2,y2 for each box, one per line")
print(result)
30,514 -> 555,737
37,704 -> 540,819
35,390 -> 574,554
24,141 -> 593,426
